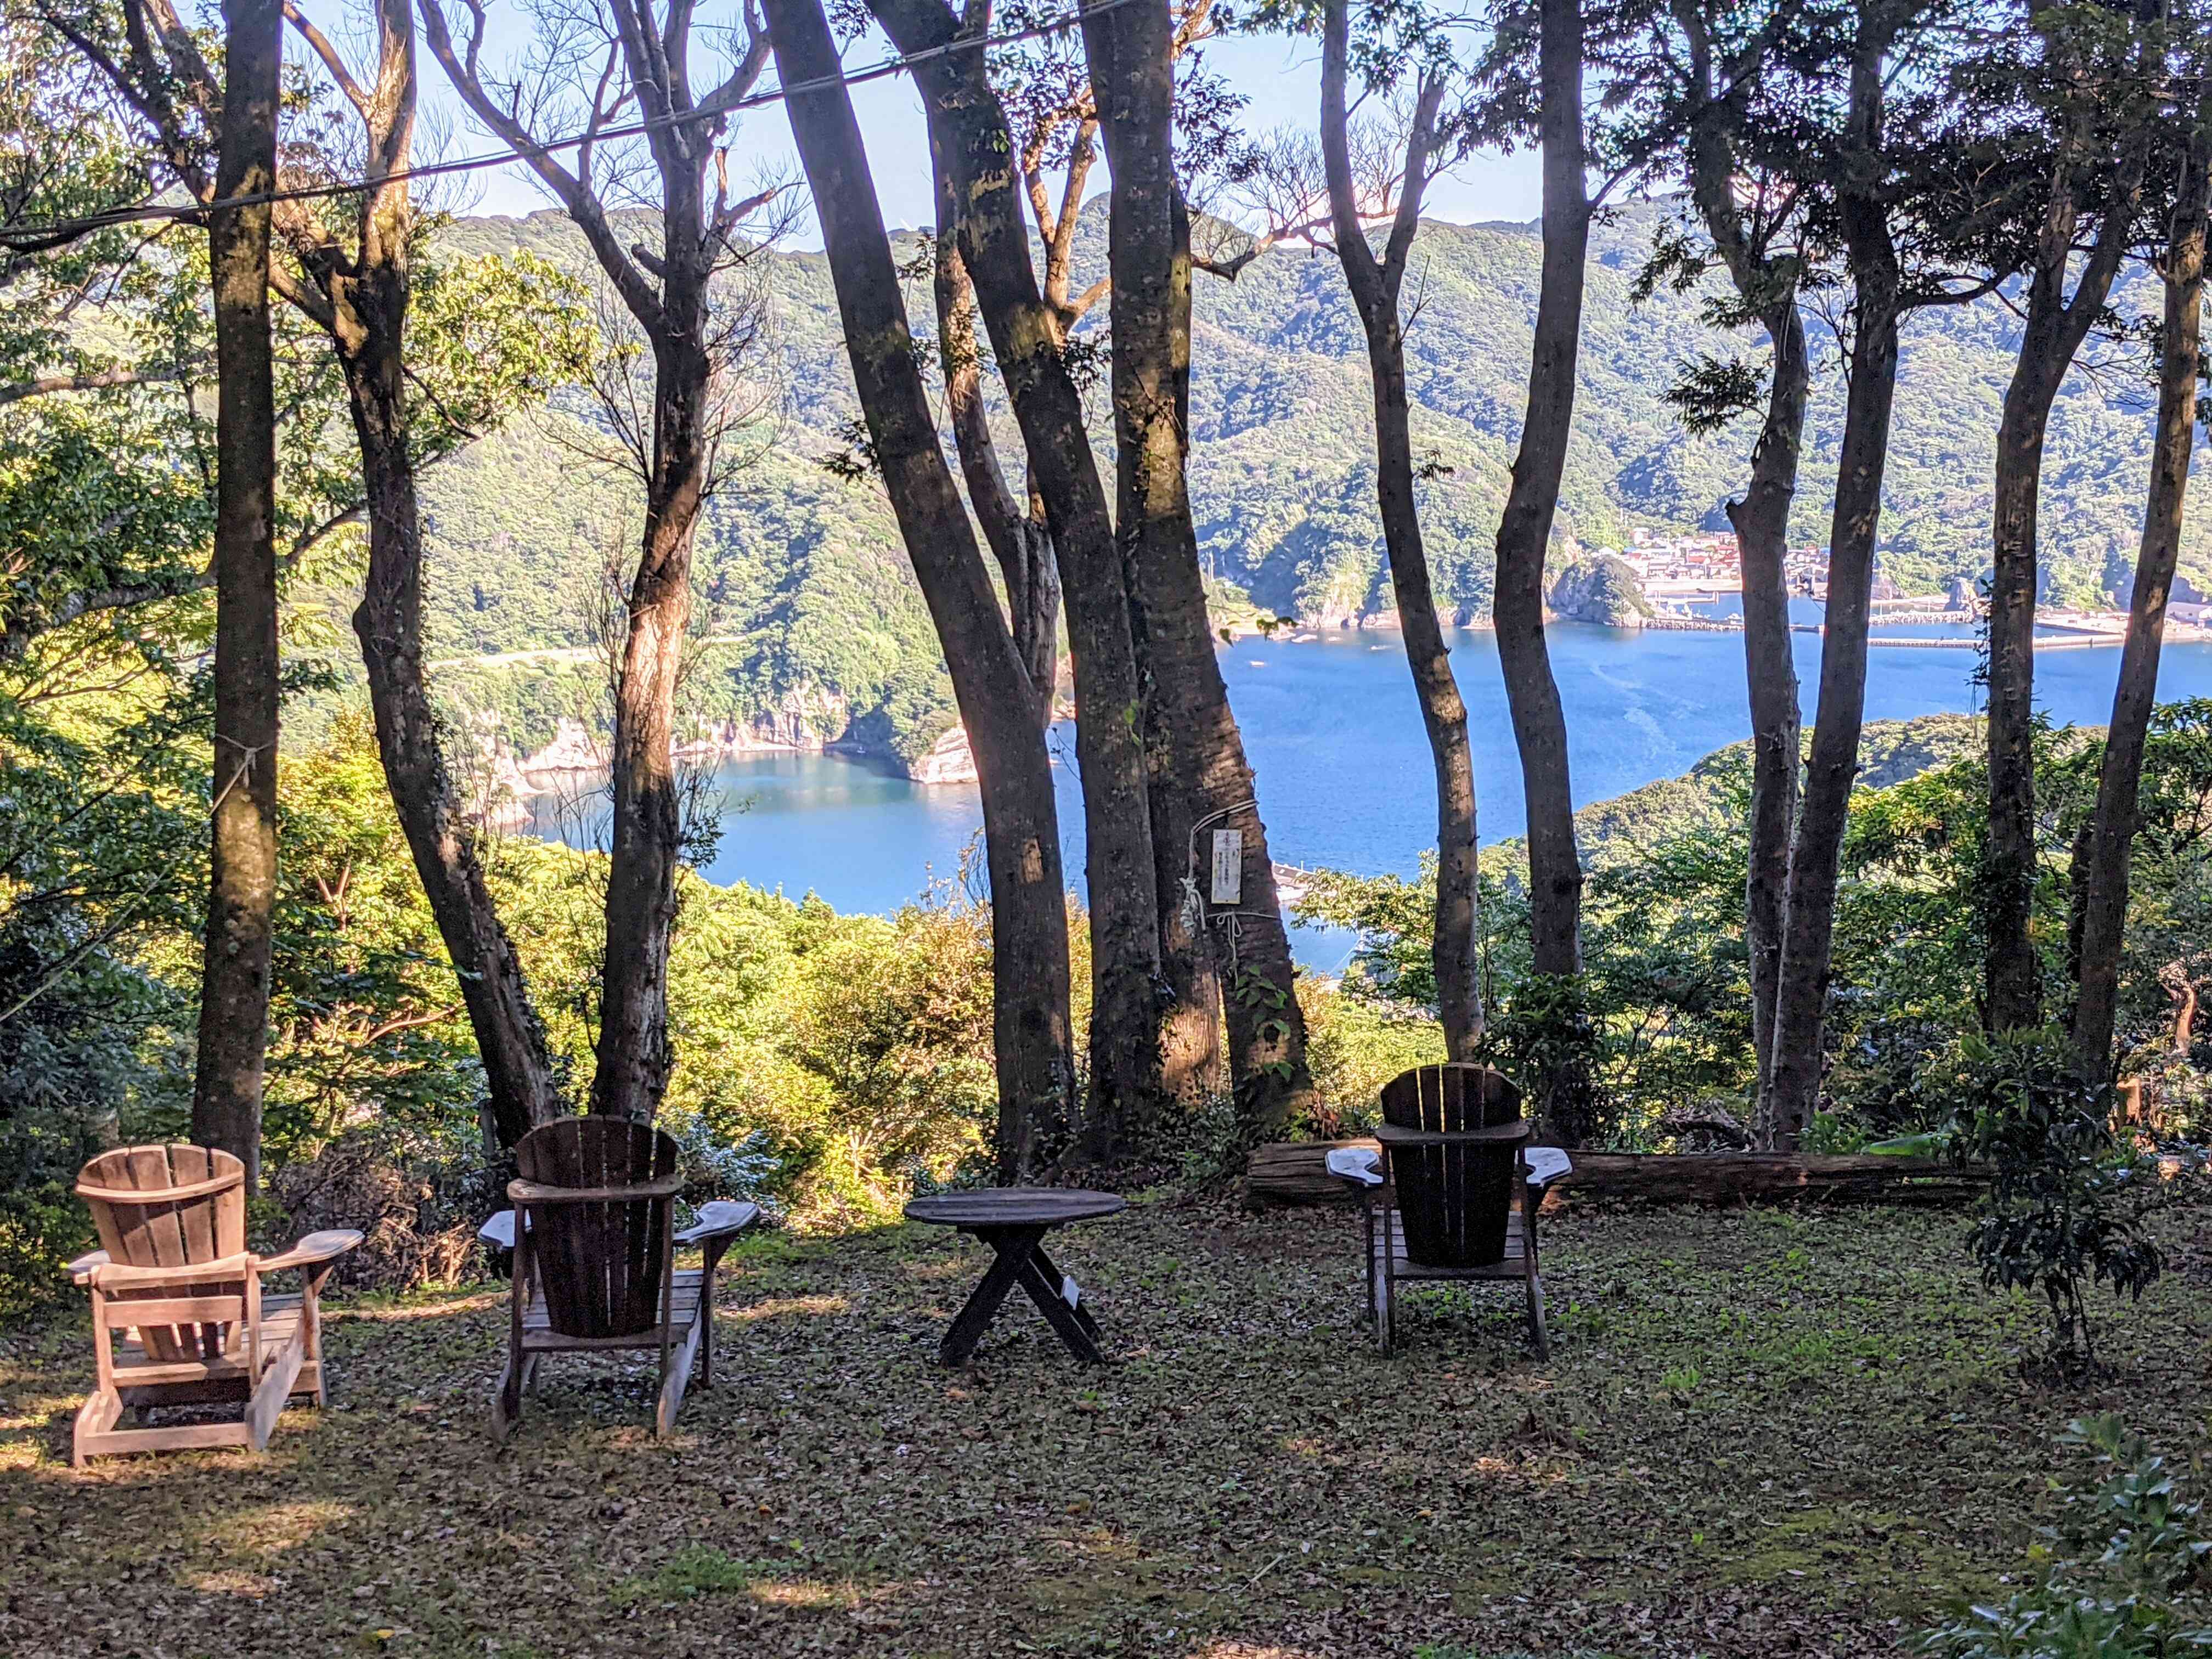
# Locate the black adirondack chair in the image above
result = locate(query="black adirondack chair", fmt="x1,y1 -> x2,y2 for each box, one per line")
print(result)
494,1117 -> 758,1440
1353,1064 -> 1553,1357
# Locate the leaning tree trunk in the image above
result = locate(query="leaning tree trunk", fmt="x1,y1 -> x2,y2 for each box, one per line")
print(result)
1764,275 -> 1903,1148
932,215 -> 1060,719
1080,0 -> 1317,1139
1489,0 -> 1592,1141
192,0 -> 285,1186
337,272 -> 567,1150
878,0 -> 1168,1153
1729,302 -> 1807,1108
766,0 -> 1078,1176
2072,126 -> 2210,1079
1985,5 -> 2145,1040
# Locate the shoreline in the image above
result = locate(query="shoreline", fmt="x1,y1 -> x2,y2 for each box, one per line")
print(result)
493,615 -> 2204,830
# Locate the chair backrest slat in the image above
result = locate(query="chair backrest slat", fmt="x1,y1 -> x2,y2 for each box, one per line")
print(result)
1380,1065 -> 1522,1268
515,1118 -> 678,1340
77,1144 -> 250,1363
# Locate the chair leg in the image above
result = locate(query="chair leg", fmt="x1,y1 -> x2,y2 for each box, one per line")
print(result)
699,1262 -> 716,1391
493,1352 -> 525,1443
1378,1209 -> 1397,1357
301,1264 -> 335,1407
1525,1268 -> 1550,1360
493,1278 -> 527,1443
657,1308 -> 708,1436
73,1388 -> 122,1469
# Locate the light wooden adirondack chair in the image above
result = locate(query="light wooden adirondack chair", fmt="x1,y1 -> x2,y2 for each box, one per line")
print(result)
494,1116 -> 758,1441
68,1144 -> 362,1466
1350,1064 -> 1558,1358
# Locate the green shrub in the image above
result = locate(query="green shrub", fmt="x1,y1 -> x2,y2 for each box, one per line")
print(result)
1921,1416 -> 2211,1658
1932,1029 -> 2176,1363
1300,977 -> 1447,1136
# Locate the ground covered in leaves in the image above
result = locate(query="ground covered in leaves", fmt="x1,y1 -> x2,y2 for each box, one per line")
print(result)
3,1193 -> 2209,1658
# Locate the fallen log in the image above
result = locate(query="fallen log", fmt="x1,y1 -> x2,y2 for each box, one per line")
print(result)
1245,1138 -> 1987,1210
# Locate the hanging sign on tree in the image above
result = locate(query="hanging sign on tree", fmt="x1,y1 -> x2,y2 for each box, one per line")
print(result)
1210,828 -> 1243,905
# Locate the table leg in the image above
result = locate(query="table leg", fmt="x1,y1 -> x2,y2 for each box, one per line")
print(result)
937,1226 -> 1043,1366
1027,1241 -> 1103,1344
1010,1246 -> 1105,1364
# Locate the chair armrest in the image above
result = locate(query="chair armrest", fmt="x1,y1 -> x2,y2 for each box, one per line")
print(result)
89,1252 -> 255,1290
67,1249 -> 111,1286
675,1201 -> 760,1246
509,1176 -> 686,1204
258,1229 -> 366,1273
1522,1147 -> 1573,1188
1324,1147 -> 1387,1189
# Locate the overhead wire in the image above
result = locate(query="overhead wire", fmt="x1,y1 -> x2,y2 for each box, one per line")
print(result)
0,0 -> 1139,250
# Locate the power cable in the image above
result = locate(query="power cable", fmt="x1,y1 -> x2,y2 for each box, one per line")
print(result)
0,0 -> 1140,250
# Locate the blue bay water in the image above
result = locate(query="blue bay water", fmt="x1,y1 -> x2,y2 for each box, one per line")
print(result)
543,620 -> 2212,966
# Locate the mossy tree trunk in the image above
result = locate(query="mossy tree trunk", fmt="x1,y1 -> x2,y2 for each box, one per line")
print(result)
1080,0 -> 1318,1141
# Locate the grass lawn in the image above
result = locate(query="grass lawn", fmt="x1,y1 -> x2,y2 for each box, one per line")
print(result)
2,1193 -> 2208,1658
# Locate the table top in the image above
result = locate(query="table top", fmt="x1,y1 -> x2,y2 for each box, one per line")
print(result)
904,1188 -> 1126,1228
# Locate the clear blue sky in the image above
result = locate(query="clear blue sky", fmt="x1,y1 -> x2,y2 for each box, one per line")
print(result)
405,12 -> 1544,245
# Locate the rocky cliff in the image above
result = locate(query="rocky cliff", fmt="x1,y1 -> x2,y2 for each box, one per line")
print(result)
1548,555 -> 1657,629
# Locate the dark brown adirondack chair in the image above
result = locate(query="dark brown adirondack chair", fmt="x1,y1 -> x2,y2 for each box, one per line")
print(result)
1356,1064 -> 1553,1357
68,1144 -> 362,1465
495,1116 -> 758,1441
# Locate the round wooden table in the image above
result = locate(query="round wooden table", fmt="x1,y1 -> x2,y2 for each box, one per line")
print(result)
904,1188 -> 1125,1365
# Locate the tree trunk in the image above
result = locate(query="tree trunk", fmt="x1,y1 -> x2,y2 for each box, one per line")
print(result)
766,0 -> 1077,1176
1985,3 -> 2143,1039
1984,311 -> 2061,1035
416,0 -> 776,1126
308,0 -> 566,1153
192,0 -> 284,1186
588,321 -> 710,1120
879,0 -> 1167,1154
1318,18 -> 1480,1057
1489,0 -> 1592,1141
1986,198 -> 2134,1035
1764,119 -> 1904,1146
1674,40 -> 1808,1125
932,222 -> 1060,719
1080,0 -> 1316,1138
1370,343 -> 1481,1058
337,285 -> 566,1150
2072,122 -> 2210,1078
1726,303 -> 1806,1110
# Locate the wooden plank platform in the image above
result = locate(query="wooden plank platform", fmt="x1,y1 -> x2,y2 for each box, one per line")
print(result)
1373,1210 -> 1530,1282
1248,1140 -> 1986,1209
111,1295 -> 319,1400
520,1269 -> 705,1352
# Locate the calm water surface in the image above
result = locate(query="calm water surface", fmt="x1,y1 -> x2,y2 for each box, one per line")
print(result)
535,620 -> 2212,964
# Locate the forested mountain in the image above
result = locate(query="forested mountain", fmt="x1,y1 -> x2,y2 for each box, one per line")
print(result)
416,203 -> 2186,761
